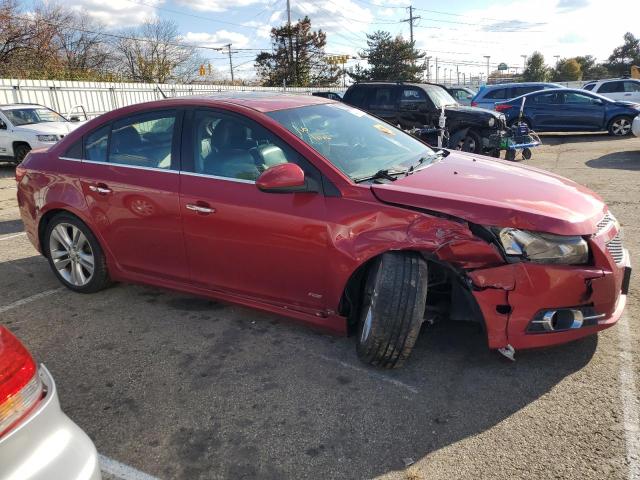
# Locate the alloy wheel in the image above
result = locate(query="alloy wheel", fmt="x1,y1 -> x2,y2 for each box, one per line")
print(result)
611,118 -> 631,136
49,223 -> 95,286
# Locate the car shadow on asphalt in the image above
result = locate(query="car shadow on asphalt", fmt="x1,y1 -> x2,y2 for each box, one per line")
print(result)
0,163 -> 16,178
3,271 -> 599,480
0,218 -> 24,235
586,150 -> 640,171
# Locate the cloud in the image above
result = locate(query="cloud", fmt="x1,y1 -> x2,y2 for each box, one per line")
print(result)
241,21 -> 272,40
69,0 -> 159,27
557,0 -> 590,11
482,20 -> 546,32
184,31 -> 251,48
175,0 -> 265,13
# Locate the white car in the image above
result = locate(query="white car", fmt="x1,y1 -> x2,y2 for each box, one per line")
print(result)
0,104 -> 84,163
0,326 -> 101,480
583,79 -> 640,103
633,115 -> 640,137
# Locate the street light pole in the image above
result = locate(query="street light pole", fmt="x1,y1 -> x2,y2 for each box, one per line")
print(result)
483,55 -> 490,82
521,54 -> 527,71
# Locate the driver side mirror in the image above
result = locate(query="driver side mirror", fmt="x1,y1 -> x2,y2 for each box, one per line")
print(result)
592,98 -> 603,105
0,120 -> 6,130
256,163 -> 318,193
69,115 -> 81,122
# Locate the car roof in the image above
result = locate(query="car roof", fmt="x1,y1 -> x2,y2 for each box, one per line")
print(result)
0,103 -> 46,110
482,82 -> 562,90
176,93 -> 332,113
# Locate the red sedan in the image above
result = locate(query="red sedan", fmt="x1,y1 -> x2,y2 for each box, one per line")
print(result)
16,94 -> 631,367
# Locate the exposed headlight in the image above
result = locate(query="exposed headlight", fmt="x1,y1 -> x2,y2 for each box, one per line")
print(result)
496,228 -> 589,264
488,117 -> 496,127
36,134 -> 58,142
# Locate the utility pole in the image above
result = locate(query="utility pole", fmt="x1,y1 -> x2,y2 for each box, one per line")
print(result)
483,55 -> 490,82
554,55 -> 560,65
401,5 -> 421,44
521,54 -> 527,71
444,68 -> 447,85
456,64 -> 459,85
435,57 -> 439,83
425,56 -> 431,82
286,0 -> 294,85
226,44 -> 234,83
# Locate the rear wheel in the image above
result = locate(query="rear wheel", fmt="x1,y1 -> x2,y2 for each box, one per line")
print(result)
13,144 -> 31,163
356,252 -> 428,369
45,213 -> 111,293
608,116 -> 632,136
457,130 -> 482,154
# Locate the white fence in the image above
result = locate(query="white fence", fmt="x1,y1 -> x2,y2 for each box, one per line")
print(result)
0,79 -> 319,119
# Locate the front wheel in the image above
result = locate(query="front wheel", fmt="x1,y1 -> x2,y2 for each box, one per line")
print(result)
608,116 -> 632,136
14,144 -> 31,163
356,252 -> 428,369
45,213 -> 111,293
457,130 -> 482,154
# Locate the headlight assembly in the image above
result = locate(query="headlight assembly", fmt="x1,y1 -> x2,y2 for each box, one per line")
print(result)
495,228 -> 589,265
488,117 -> 496,127
36,135 -> 58,142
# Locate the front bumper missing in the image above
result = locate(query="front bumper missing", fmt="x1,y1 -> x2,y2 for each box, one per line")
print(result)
468,251 -> 630,351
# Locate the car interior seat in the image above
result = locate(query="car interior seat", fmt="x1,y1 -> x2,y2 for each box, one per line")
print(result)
203,120 -> 260,180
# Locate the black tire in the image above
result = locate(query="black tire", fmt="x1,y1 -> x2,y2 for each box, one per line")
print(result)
608,116 -> 633,136
14,144 -> 31,163
488,148 -> 501,158
459,130 -> 482,154
44,213 -> 111,293
522,147 -> 532,160
505,149 -> 517,161
356,251 -> 428,369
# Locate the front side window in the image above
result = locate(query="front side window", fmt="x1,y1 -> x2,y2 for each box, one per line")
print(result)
583,84 -> 595,91
85,125 -> 110,162
109,111 -> 175,169
2,107 -> 66,126
268,103 -> 435,181
191,110 -> 297,181
399,88 -> 426,110
532,92 -> 560,105
599,81 -> 623,94
564,92 -> 597,104
623,81 -> 640,92
423,85 -> 456,108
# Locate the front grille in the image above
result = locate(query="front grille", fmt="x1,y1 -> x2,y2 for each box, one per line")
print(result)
606,232 -> 624,264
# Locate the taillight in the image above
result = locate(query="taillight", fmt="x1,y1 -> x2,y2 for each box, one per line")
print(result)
0,327 -> 42,437
495,104 -> 513,112
471,101 -> 478,107
14,165 -> 27,184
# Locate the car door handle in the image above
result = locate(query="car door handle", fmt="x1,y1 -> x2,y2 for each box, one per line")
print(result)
186,203 -> 215,214
88,184 -> 111,195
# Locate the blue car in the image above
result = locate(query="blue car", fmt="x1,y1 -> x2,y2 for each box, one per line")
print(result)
471,82 -> 563,110
495,88 -> 640,136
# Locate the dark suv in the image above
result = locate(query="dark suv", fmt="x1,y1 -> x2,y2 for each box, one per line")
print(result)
343,82 -> 506,154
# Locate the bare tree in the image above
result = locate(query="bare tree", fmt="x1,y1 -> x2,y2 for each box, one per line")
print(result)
113,19 -> 202,83
0,0 -> 32,74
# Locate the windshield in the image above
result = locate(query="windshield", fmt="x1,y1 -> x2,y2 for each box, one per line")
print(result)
424,85 -> 457,108
267,103 -> 435,181
2,107 -> 66,126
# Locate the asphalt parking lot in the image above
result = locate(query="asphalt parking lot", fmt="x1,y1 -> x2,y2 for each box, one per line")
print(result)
1,134 -> 639,480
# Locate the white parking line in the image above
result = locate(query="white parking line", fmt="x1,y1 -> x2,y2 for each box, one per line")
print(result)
0,232 -> 26,241
0,288 -> 63,314
617,315 -> 640,480
314,353 -> 419,394
99,455 -> 161,480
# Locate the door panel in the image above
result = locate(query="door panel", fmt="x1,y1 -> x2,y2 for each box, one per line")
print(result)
559,92 -> 605,130
79,109 -> 189,281
179,109 -> 329,310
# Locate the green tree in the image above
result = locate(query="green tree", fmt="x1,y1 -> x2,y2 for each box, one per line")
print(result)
254,16 -> 340,87
522,51 -> 549,81
348,31 -> 425,82
605,32 -> 640,77
574,55 -> 609,80
552,58 -> 582,81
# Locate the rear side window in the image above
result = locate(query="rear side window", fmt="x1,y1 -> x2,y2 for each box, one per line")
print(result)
532,92 -> 560,105
367,87 -> 396,110
344,87 -> 369,107
599,81 -> 624,93
109,111 -> 176,169
512,86 -> 540,97
85,125 -> 110,162
483,88 -> 507,100
583,84 -> 595,91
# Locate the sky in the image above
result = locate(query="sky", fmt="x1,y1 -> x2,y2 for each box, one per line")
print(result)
54,0 -> 640,82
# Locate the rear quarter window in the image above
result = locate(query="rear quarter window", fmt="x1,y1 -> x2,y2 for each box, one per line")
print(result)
483,88 -> 508,100
64,140 -> 82,159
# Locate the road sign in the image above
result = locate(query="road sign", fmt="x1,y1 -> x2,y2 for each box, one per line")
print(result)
497,62 -> 508,71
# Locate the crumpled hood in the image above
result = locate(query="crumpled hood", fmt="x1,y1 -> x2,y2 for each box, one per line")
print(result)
371,152 -> 606,236
14,121 -> 80,136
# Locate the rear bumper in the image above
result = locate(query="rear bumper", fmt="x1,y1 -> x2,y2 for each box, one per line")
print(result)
469,248 -> 630,351
0,365 -> 101,480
